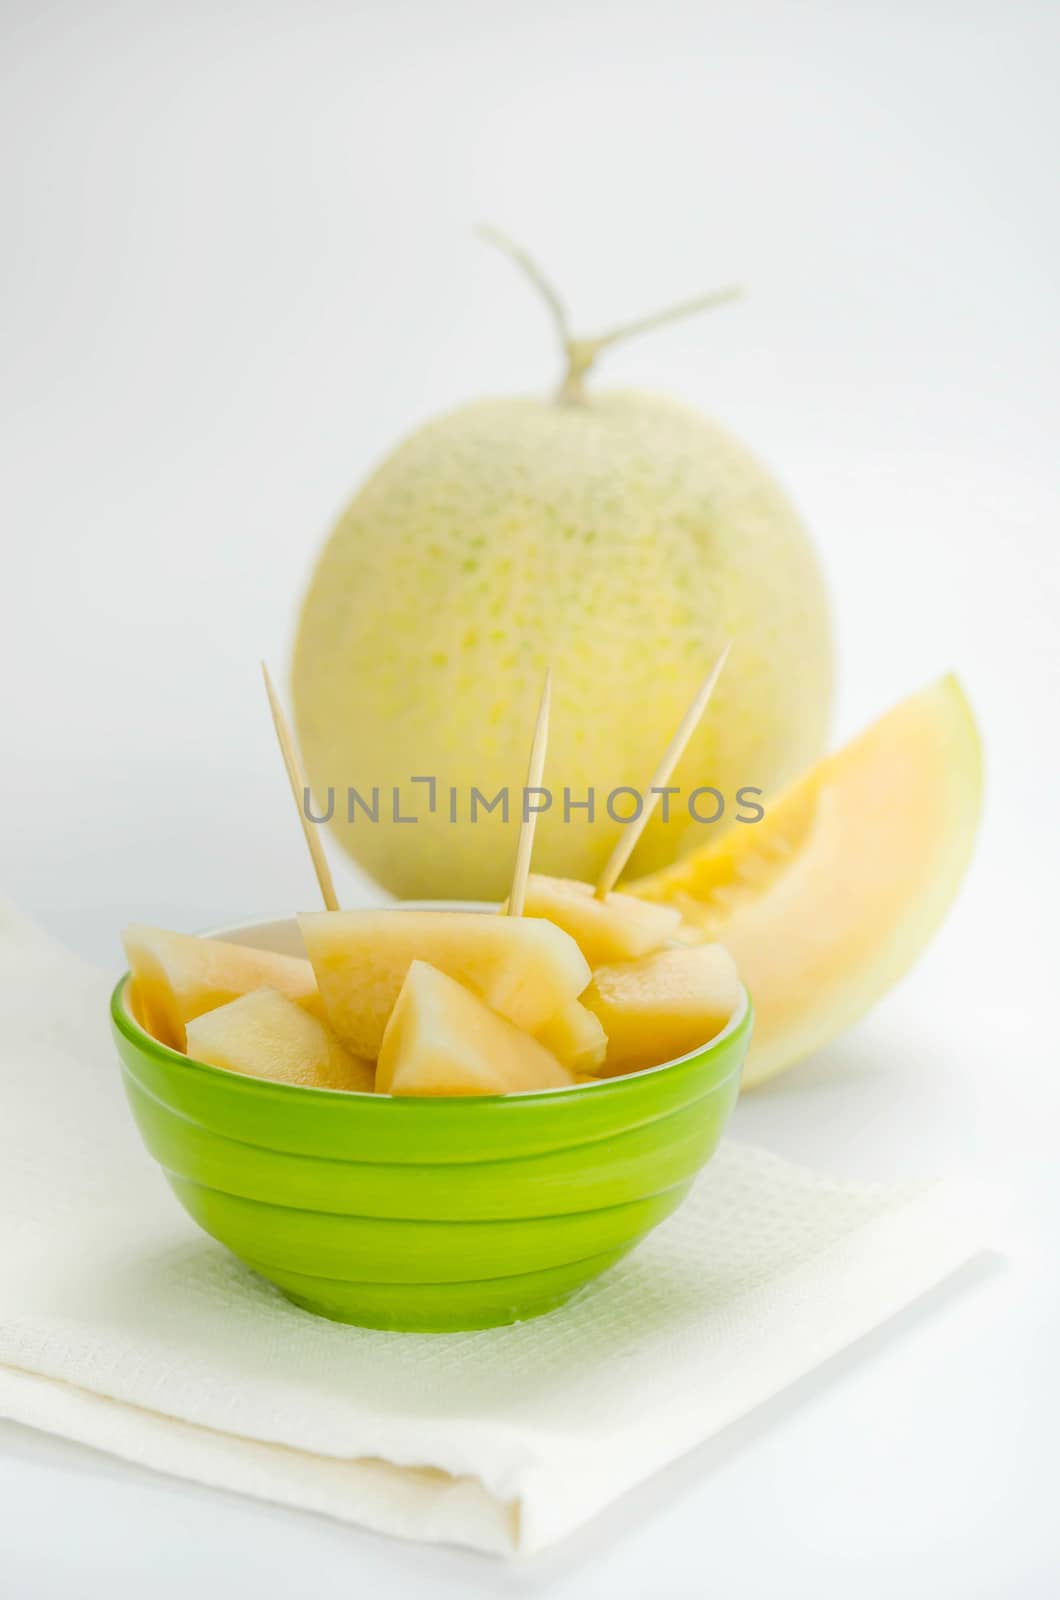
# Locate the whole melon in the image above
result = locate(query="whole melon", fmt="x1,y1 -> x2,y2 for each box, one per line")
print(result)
293,248 -> 833,901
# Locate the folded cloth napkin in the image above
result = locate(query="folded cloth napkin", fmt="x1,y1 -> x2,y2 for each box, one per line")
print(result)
0,900 -> 980,1556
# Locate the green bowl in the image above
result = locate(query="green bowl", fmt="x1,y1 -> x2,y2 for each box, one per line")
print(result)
111,909 -> 752,1332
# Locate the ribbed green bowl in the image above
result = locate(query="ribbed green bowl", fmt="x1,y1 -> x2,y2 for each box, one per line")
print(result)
111,911 -> 751,1331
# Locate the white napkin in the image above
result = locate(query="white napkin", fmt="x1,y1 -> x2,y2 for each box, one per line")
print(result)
0,900 -> 980,1556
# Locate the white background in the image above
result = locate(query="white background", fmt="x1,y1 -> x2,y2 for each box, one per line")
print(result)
1,1 -> 1058,1594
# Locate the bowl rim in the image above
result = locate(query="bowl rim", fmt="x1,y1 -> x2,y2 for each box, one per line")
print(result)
112,905 -> 752,1106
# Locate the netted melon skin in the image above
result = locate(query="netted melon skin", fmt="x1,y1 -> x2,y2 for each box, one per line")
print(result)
293,390 -> 832,900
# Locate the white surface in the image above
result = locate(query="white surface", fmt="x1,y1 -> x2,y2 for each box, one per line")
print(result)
0,0 -> 1058,1594
0,900 -> 982,1559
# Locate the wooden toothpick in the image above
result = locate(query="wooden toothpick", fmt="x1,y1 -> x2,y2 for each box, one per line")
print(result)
506,668 -> 553,916
594,642 -> 732,897
261,661 -> 340,912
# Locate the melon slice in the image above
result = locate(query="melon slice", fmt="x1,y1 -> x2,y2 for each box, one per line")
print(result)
521,874 -> 682,964
123,925 -> 321,1052
186,988 -> 374,1092
534,1000 -> 608,1073
582,944 -> 742,1077
376,961 -> 574,1096
628,675 -> 982,1086
299,909 -> 590,1059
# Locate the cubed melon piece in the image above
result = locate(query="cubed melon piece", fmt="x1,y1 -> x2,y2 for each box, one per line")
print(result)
376,962 -> 574,1097
534,1000 -> 608,1073
582,944 -> 742,1076
522,874 -> 682,965
123,924 -> 321,1051
299,909 -> 590,1059
185,988 -> 374,1091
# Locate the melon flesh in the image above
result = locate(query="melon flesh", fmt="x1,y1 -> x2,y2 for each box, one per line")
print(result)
629,675 -> 982,1086
376,961 -> 574,1096
534,1000 -> 608,1073
186,988 -> 374,1092
582,944 -> 742,1077
299,909 -> 590,1059
521,874 -> 682,964
123,925 -> 321,1052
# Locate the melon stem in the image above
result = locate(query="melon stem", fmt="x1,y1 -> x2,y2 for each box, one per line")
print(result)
479,224 -> 742,404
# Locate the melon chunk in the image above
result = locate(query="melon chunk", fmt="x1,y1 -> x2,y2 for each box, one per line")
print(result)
186,988 -> 374,1092
582,944 -> 742,1077
629,675 -> 982,1086
534,1000 -> 608,1073
376,961 -> 574,1097
522,874 -> 682,964
123,925 -> 321,1051
299,909 -> 590,1059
